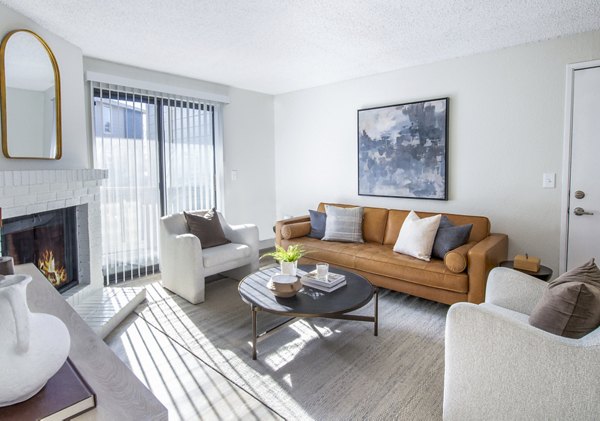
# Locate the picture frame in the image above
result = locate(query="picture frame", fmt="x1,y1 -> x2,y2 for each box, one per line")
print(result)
357,98 -> 448,200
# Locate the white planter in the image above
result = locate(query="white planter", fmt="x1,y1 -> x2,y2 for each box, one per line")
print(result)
0,274 -> 71,407
280,261 -> 298,277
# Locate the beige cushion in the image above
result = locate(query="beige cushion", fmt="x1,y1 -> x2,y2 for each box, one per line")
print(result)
529,259 -> 600,338
281,222 -> 311,240
184,209 -> 230,249
393,211 -> 441,261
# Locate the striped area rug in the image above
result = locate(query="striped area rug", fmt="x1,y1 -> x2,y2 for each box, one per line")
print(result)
136,277 -> 448,420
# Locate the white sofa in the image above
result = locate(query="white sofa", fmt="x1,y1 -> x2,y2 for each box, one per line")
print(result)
159,211 -> 259,304
444,267 -> 600,421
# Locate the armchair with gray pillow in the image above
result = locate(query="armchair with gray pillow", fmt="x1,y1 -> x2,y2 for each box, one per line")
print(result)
444,266 -> 600,420
159,210 -> 259,304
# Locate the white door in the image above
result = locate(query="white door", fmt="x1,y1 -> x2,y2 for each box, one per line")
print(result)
567,65 -> 600,270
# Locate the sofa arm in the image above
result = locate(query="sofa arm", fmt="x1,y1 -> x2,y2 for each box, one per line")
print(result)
466,233 -> 508,303
159,232 -> 206,304
223,223 -> 259,248
485,267 -> 547,315
275,215 -> 310,245
444,302 -> 600,421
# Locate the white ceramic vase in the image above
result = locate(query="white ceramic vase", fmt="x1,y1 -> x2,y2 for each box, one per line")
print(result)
0,274 -> 71,407
280,261 -> 298,277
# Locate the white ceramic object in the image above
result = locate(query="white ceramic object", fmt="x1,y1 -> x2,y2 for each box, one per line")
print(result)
316,262 -> 329,280
280,261 -> 298,276
0,274 -> 71,407
267,274 -> 302,297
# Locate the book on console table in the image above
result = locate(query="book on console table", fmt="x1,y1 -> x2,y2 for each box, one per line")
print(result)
0,358 -> 96,421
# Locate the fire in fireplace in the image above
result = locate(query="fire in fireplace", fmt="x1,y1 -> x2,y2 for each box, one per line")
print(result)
1,207 -> 78,292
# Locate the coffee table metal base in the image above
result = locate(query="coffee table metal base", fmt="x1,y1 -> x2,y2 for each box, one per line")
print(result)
250,288 -> 378,360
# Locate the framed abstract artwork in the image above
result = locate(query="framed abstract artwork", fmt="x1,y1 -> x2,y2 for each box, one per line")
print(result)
357,98 -> 448,200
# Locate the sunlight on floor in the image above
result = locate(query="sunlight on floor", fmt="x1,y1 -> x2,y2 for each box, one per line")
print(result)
117,316 -> 279,420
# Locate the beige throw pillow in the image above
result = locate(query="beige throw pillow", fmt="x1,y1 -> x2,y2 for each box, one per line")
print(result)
393,211 -> 441,261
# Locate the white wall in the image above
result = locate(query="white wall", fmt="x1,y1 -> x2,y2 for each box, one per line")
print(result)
83,58 -> 276,241
274,30 -> 600,273
0,3 -> 88,169
223,88 -> 275,242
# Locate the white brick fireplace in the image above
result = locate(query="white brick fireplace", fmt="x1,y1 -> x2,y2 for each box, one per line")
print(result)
0,169 -> 107,304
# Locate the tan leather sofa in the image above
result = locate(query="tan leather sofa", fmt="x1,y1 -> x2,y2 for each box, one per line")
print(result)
275,203 -> 508,305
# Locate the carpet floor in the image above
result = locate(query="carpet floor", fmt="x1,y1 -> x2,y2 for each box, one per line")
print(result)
132,275 -> 449,420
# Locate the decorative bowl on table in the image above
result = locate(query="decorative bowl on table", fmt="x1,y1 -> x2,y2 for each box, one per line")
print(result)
267,274 -> 302,297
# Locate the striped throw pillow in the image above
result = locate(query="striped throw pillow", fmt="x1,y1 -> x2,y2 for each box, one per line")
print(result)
322,205 -> 364,243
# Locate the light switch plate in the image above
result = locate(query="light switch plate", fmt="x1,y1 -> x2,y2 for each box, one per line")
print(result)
542,172 -> 555,188
231,170 -> 238,181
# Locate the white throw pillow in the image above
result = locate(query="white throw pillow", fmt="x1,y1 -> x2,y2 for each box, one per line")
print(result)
393,211 -> 442,261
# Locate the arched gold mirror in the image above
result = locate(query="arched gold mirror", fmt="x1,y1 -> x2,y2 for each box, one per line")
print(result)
0,29 -> 62,159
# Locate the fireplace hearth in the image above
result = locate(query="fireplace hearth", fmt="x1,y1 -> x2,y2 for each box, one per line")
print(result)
1,207 -> 78,292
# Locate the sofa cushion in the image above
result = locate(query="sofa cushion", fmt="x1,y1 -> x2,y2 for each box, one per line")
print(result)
383,210 -> 490,245
393,211 -> 441,261
202,243 -> 251,268
432,216 -> 473,259
322,205 -> 364,243
281,237 -> 359,268
184,209 -> 231,249
283,237 -> 468,294
354,247 -> 469,293
318,203 -> 388,244
281,222 -> 311,240
308,210 -> 327,239
529,259 -> 600,338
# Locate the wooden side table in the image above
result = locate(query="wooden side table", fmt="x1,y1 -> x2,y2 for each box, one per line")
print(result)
499,260 -> 553,281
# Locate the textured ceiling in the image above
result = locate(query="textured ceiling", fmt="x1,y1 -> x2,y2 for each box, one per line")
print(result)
2,0 -> 600,94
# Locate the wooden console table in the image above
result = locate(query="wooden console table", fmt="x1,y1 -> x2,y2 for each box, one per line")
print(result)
17,264 -> 167,420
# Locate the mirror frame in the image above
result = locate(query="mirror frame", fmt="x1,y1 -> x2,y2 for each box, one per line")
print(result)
0,29 -> 62,160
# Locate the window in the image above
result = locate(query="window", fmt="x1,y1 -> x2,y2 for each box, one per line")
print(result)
91,82 -> 220,284
102,104 -> 112,134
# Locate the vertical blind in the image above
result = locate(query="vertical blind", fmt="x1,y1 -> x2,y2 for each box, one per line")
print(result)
91,81 -> 219,284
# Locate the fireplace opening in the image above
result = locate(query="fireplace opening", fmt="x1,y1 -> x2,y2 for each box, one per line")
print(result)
1,207 -> 78,292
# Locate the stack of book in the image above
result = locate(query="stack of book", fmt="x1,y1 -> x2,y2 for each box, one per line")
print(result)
300,271 -> 346,292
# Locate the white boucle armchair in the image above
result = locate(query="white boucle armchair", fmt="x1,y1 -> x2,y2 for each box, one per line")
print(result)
159,211 -> 259,304
444,267 -> 600,421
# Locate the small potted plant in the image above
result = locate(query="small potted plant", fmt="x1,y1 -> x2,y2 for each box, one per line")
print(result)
261,244 -> 307,276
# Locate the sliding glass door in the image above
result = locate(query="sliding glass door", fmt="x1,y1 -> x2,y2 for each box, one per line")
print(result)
92,83 -> 218,284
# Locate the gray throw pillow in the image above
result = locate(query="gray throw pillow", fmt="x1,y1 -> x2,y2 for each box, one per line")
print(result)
184,208 -> 231,249
322,205 -> 364,243
308,210 -> 327,239
431,216 -> 473,259
529,259 -> 600,339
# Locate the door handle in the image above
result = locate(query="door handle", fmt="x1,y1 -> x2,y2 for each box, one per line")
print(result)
574,207 -> 594,216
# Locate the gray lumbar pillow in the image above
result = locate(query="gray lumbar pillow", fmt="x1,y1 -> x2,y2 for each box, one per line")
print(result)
431,215 -> 472,259
322,205 -> 364,243
529,259 -> 600,339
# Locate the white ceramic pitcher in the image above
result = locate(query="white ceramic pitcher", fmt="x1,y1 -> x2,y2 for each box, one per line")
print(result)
0,274 -> 70,407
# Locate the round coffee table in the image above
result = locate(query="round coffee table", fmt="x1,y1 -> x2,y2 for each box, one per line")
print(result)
238,265 -> 378,360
